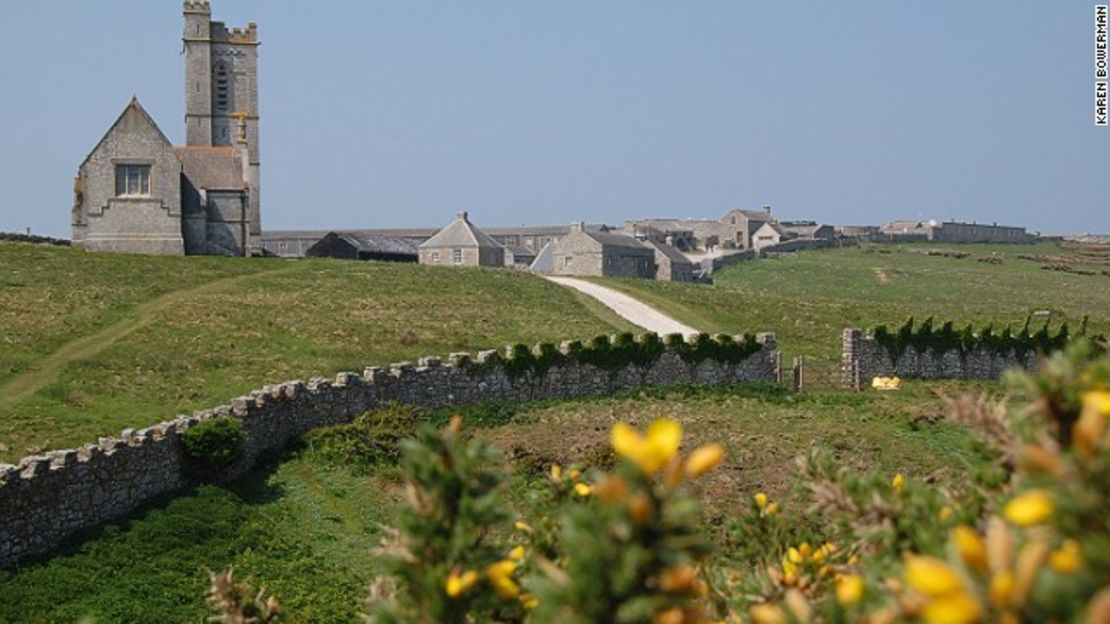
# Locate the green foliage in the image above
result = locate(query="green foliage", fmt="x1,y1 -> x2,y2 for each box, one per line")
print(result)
303,404 -> 420,472
464,332 -> 761,381
870,315 -> 1096,362
180,418 -> 247,479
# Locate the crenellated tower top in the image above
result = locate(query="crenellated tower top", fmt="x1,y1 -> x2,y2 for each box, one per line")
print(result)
183,1 -> 210,15
210,21 -> 259,45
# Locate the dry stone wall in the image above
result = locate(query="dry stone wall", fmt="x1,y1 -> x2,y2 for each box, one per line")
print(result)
0,333 -> 778,569
841,328 -> 1038,387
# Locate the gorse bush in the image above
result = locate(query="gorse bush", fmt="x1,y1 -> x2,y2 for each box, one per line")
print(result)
870,316 -> 1099,361
180,417 -> 247,479
366,416 -> 518,624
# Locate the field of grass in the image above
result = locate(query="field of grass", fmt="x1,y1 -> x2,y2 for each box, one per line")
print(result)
594,242 -> 1110,365
0,383 -> 991,623
0,242 -> 632,462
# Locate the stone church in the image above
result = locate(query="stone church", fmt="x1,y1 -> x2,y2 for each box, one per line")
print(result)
72,1 -> 261,256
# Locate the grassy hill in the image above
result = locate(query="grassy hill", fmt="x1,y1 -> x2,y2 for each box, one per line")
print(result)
593,242 -> 1110,365
0,242 -> 631,462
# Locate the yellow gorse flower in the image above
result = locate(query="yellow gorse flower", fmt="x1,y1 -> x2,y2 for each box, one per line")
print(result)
951,526 -> 988,571
1048,539 -> 1082,574
921,592 -> 981,624
904,555 -> 965,597
514,520 -> 533,533
574,482 -> 592,497
787,547 -> 804,564
892,473 -> 906,491
445,570 -> 479,598
685,444 -> 725,477
988,571 -> 1014,607
754,492 -> 769,509
611,418 -> 682,475
520,593 -> 539,610
1075,391 -> 1108,457
487,560 -> 520,599
508,545 -> 526,562
1003,490 -> 1054,527
835,574 -> 865,605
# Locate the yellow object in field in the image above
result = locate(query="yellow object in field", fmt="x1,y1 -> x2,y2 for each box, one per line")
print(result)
872,376 -> 903,390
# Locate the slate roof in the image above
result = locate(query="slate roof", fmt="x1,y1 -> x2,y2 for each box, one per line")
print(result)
419,212 -> 503,249
583,231 -> 655,252
504,245 -> 536,258
721,208 -> 774,222
174,146 -> 246,190
642,239 -> 695,266
336,232 -> 417,255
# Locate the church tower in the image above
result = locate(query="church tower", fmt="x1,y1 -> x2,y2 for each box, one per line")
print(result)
183,1 -> 261,252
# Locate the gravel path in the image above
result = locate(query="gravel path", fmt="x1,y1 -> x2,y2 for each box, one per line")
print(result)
545,276 -> 700,337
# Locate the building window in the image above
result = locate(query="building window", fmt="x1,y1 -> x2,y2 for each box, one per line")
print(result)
452,249 -> 463,265
564,256 -> 573,267
115,165 -> 151,197
431,252 -> 440,264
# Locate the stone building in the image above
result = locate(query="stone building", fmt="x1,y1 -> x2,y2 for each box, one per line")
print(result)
72,1 -> 261,256
305,232 -> 417,262
879,220 -> 1029,243
642,239 -> 697,282
549,223 -> 655,279
752,222 -> 793,252
418,212 -> 505,267
720,207 -> 775,249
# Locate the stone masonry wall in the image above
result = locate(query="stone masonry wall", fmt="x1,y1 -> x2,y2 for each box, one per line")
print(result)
0,333 -> 778,569
841,328 -> 1038,388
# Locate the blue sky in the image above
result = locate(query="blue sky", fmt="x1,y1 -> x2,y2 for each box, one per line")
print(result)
0,1 -> 1105,236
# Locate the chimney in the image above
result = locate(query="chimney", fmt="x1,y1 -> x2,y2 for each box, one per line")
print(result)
763,205 -> 773,216
665,234 -> 675,247
570,221 -> 585,233
456,211 -> 469,222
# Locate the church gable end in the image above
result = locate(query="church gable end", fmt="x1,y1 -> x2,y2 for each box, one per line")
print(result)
74,99 -> 186,256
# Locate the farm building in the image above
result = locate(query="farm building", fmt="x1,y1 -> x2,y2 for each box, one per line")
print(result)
305,232 -> 417,262
418,212 -> 505,267
548,223 -> 655,279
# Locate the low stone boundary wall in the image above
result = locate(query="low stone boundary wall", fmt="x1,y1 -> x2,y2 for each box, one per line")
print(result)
0,333 -> 778,568
840,328 -> 1038,388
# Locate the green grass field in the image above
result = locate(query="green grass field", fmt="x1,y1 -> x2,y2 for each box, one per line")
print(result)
594,242 -> 1110,365
0,242 -> 630,462
0,383 -> 989,624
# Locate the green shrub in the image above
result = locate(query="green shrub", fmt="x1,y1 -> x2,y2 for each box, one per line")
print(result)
304,404 -> 420,472
870,315 -> 1102,362
180,417 -> 247,480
